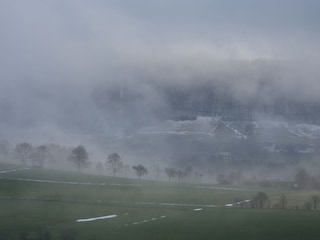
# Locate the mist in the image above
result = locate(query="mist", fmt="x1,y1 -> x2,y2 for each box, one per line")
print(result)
1,1 -> 320,182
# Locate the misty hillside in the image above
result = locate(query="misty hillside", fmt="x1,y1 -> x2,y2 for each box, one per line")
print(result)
1,0 -> 320,179
93,116 -> 320,174
139,117 -> 320,141
93,70 -> 320,126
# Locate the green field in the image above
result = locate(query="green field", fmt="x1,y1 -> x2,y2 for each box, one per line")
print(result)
1,163 -> 320,240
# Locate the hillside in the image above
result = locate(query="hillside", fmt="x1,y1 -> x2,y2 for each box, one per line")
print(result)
104,117 -> 320,170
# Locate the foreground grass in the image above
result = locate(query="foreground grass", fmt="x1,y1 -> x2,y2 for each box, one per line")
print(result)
1,200 -> 320,240
0,164 -> 256,206
1,163 -> 320,239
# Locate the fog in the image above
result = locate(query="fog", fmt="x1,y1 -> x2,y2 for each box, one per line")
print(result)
1,1 -> 320,181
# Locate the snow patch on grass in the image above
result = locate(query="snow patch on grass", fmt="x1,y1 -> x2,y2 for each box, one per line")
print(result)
225,200 -> 251,208
193,208 -> 203,211
160,202 -> 216,208
130,216 -> 166,226
197,186 -> 255,192
76,215 -> 117,222
0,168 -> 30,174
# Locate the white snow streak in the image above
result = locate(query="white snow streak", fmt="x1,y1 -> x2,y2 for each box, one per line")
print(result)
131,216 -> 166,226
193,208 -> 203,211
76,215 -> 117,222
0,168 -> 30,174
225,200 -> 251,207
128,201 -> 217,208
159,202 -> 216,208
196,186 -> 255,191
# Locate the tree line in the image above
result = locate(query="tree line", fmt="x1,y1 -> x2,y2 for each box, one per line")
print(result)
6,142 -> 204,182
4,141 -> 320,188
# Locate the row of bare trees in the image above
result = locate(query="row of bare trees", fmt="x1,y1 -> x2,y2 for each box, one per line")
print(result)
69,145 -> 202,181
69,146 -> 149,179
15,143 -> 49,168
10,143 -> 196,181
13,142 -> 202,182
5,142 -> 204,182
235,192 -> 320,211
164,166 -> 202,182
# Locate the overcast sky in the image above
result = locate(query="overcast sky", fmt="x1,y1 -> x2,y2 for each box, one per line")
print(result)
1,0 -> 320,142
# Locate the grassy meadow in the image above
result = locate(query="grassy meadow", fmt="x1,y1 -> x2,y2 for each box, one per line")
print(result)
1,162 -> 320,239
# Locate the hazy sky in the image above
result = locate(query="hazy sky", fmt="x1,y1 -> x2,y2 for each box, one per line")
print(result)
1,0 -> 320,142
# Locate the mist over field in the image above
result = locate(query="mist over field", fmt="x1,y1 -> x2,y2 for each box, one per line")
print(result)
1,0 -> 320,181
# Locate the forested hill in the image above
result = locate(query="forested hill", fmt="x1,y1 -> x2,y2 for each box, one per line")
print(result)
93,64 -> 320,125
160,85 -> 320,122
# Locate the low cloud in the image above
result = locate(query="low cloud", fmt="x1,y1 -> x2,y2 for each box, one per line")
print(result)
0,0 -> 320,142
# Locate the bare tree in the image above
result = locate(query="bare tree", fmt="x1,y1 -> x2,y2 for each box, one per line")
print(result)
184,165 -> 193,180
132,164 -> 148,179
106,153 -> 123,177
254,192 -> 269,208
15,142 -> 32,166
45,144 -> 71,167
30,145 -> 48,168
177,169 -> 186,181
165,168 -> 178,181
69,145 -> 89,172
